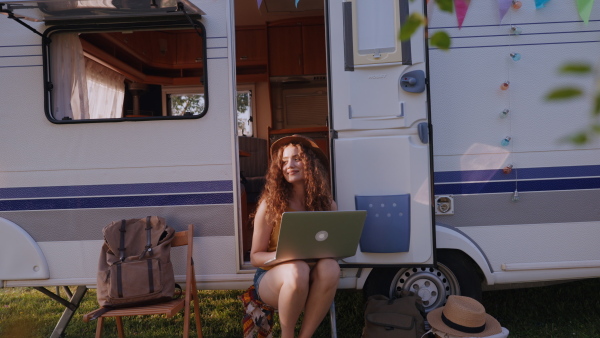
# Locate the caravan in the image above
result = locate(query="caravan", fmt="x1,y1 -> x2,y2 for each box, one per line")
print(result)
1,0 -> 600,336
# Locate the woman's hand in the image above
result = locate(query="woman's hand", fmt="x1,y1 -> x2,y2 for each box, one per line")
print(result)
330,200 -> 338,211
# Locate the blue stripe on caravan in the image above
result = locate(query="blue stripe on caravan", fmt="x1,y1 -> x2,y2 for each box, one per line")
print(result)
0,193 -> 233,211
434,177 -> 600,195
435,165 -> 600,183
434,169 -> 516,183
0,181 -> 233,199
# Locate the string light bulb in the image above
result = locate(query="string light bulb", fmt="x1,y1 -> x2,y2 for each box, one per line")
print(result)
501,136 -> 511,146
500,81 -> 510,90
500,109 -> 510,118
510,26 -> 522,35
510,52 -> 521,61
512,0 -> 522,9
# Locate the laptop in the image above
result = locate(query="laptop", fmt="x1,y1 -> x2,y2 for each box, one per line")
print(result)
263,210 -> 367,266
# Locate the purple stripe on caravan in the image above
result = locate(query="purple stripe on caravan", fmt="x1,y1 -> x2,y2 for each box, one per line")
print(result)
434,177 -> 600,195
0,181 -> 233,199
0,193 -> 233,211
434,165 -> 600,183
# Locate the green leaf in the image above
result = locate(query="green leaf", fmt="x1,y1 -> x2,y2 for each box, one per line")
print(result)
559,63 -> 592,74
435,0 -> 454,13
591,124 -> 600,133
546,87 -> 583,100
399,12 -> 426,41
569,132 -> 589,145
594,93 -> 600,116
430,31 -> 451,50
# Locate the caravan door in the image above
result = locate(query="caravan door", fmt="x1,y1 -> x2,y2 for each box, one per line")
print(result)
327,0 -> 434,266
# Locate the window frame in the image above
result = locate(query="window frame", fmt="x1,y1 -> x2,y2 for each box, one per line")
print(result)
42,18 -> 209,124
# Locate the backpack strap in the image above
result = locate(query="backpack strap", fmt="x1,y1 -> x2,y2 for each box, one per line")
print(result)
89,306 -> 112,320
118,219 -> 127,262
147,258 -> 155,293
116,219 -> 127,298
141,216 -> 153,258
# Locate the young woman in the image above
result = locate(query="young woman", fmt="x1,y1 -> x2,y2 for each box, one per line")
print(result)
250,135 -> 339,338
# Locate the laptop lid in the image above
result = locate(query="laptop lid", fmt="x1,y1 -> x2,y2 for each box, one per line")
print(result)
265,210 -> 367,265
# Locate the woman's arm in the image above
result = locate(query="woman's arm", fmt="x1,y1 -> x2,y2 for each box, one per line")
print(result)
250,200 -> 277,267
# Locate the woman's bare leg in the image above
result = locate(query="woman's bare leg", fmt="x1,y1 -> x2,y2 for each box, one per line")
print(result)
298,258 -> 340,338
257,261 -> 311,338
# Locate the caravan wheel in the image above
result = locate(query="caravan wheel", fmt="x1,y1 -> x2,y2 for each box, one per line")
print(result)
363,250 -> 482,312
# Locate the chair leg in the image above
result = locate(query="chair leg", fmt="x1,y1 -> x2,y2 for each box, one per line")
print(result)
95,317 -> 104,338
329,301 -> 338,338
192,289 -> 203,338
183,301 -> 190,338
116,317 -> 125,338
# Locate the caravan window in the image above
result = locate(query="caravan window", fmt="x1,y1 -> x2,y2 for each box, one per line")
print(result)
161,84 -> 255,136
43,21 -> 208,122
237,85 -> 255,137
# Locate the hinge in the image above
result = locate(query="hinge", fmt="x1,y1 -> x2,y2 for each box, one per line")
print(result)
0,5 -> 47,42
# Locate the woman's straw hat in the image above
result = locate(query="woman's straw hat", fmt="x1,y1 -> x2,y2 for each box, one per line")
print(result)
270,134 -> 329,168
427,295 -> 502,337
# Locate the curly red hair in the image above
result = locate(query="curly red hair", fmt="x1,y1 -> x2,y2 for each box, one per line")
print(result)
258,142 -> 332,229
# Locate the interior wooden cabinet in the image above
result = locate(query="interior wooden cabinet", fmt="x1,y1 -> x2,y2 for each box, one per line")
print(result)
267,17 -> 326,77
301,24 -> 326,75
176,31 -> 205,66
236,26 -> 268,66
235,26 -> 269,82
80,29 -> 204,86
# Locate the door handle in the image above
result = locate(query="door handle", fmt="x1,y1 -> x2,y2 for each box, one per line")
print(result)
401,70 -> 426,93
418,122 -> 429,144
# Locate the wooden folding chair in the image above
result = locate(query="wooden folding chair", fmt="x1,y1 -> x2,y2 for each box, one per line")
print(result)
83,224 -> 202,338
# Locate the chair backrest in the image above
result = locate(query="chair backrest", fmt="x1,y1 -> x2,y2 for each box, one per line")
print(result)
171,224 -> 195,295
172,224 -> 193,247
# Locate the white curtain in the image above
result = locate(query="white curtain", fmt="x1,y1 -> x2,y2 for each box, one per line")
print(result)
85,58 -> 125,119
51,33 -> 126,120
45,0 -> 115,11
51,33 -> 89,120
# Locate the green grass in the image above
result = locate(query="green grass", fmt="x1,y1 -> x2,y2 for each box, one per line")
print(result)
1,278 -> 599,337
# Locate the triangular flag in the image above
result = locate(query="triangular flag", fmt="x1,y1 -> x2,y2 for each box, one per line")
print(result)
576,0 -> 595,24
295,0 -> 300,8
535,0 -> 551,8
257,0 -> 262,9
498,0 -> 512,22
454,0 -> 471,28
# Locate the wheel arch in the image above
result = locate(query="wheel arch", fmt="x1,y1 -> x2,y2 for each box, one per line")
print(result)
435,224 -> 495,286
0,217 -> 50,283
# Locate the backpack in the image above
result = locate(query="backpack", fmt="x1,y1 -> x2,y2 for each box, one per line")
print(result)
362,291 -> 427,338
94,216 -> 176,317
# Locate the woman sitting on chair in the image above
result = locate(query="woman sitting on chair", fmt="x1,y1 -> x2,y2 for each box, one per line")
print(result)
250,134 -> 338,338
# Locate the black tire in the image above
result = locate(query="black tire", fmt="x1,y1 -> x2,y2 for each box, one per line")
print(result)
363,250 -> 482,312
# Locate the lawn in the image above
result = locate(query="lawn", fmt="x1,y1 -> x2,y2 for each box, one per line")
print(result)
1,278 -> 599,337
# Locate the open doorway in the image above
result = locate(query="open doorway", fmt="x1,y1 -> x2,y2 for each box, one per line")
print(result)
234,0 -> 330,263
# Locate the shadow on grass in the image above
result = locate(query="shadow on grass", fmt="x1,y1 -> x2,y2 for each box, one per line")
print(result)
1,278 -> 599,337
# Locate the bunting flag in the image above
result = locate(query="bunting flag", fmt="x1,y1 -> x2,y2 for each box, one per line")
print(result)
257,0 -> 262,9
498,0 -> 512,22
454,0 -> 471,28
535,0 -> 551,8
295,0 -> 300,8
576,0 -> 595,24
